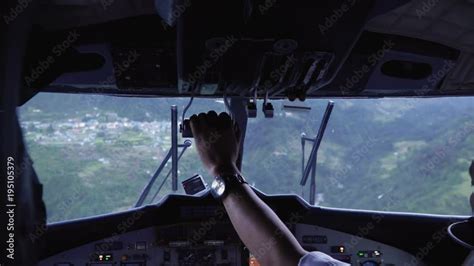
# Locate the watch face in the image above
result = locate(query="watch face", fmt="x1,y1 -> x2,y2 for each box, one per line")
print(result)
211,176 -> 226,197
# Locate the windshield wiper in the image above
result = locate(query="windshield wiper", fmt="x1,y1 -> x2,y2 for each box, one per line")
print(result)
300,100 -> 334,205
134,105 -> 192,208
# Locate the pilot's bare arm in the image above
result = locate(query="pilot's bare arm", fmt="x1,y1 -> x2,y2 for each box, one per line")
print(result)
190,111 -> 307,266
222,177 -> 307,266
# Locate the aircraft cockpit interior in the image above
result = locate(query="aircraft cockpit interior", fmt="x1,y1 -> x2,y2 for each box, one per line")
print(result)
1,0 -> 474,265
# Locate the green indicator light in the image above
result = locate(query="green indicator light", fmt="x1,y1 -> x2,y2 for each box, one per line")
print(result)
357,251 -> 364,257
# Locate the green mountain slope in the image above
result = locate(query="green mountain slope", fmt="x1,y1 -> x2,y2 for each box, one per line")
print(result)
19,93 -> 473,222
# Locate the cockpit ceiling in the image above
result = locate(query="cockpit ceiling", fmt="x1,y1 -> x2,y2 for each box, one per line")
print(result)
13,0 -> 474,101
366,0 -> 474,93
35,0 -> 156,30
38,0 -> 474,54
367,0 -> 474,53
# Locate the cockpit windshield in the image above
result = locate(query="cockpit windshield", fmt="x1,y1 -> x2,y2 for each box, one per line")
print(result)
243,98 -> 473,216
19,93 -> 473,223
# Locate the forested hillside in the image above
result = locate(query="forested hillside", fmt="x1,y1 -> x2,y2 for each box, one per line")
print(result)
19,93 -> 473,222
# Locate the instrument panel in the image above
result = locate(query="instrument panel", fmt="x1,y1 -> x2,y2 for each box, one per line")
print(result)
40,222 -> 243,266
294,224 -> 422,266
39,222 -> 422,266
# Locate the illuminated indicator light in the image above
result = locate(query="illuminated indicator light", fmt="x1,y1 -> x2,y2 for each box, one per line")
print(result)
249,254 -> 261,266
331,246 -> 346,254
374,250 -> 381,257
357,251 -> 365,257
98,255 -> 104,261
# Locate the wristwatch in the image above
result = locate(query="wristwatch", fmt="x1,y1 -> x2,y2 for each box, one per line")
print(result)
210,173 -> 247,199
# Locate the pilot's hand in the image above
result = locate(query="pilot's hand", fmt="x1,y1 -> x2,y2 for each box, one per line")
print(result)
189,111 -> 241,177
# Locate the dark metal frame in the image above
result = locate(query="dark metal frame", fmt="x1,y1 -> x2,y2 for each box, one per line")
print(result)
229,97 -> 249,170
135,98 -> 248,207
300,101 -> 334,205
134,106 -> 192,207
